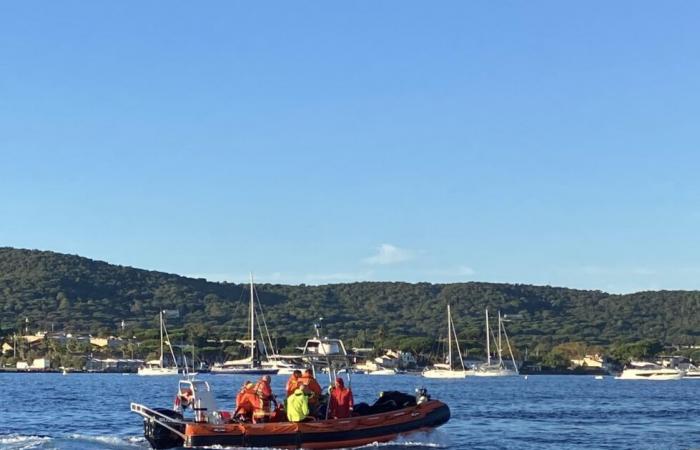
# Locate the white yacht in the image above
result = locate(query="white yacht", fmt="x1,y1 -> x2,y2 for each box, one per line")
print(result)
682,364 -> 700,378
472,309 -> 519,377
211,274 -> 279,375
615,361 -> 683,380
138,310 -> 179,376
368,367 -> 398,375
262,356 -> 305,375
422,304 -> 467,379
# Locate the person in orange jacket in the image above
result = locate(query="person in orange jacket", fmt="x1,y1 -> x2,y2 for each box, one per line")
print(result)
299,368 -> 322,416
234,381 -> 259,421
286,369 -> 303,397
299,369 -> 322,407
253,375 -> 276,422
328,377 -> 354,419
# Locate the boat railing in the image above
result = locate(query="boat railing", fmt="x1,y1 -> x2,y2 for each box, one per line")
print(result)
130,403 -> 187,440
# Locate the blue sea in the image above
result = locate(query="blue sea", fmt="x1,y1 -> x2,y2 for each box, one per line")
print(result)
2,373 -> 699,450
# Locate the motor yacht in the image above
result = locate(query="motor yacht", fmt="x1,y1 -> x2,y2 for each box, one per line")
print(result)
615,361 -> 683,380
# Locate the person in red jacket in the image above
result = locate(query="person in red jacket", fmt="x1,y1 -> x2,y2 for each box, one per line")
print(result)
328,377 -> 354,419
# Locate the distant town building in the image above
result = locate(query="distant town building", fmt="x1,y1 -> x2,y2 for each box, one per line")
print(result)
16,358 -> 51,370
570,354 -> 604,368
370,350 -> 417,370
86,357 -> 143,372
90,336 -> 124,349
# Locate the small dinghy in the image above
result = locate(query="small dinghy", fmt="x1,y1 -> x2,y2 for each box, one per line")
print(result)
132,330 -> 450,449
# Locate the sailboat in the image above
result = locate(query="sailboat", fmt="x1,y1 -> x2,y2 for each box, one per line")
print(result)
422,304 -> 467,378
138,310 -> 179,376
211,274 -> 279,375
473,309 -> 518,377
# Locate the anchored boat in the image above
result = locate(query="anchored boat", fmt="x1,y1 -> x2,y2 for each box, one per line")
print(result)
132,328 -> 450,449
211,274 -> 279,375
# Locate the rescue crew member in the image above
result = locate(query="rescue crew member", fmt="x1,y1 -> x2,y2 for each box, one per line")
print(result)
234,381 -> 258,422
286,369 -> 303,397
286,387 -> 311,422
300,369 -> 322,401
253,374 -> 276,422
174,387 -> 193,412
328,377 -> 354,419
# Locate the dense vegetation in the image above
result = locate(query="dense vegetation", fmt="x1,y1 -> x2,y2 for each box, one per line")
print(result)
2,248 -> 700,366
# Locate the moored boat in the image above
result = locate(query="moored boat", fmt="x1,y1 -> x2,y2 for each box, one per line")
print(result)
615,361 -> 683,380
471,309 -> 519,377
367,367 -> 398,375
138,310 -> 179,376
422,304 -> 467,379
211,274 -> 279,376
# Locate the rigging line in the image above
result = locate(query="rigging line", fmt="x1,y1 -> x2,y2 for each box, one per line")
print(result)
450,314 -> 466,371
254,284 -> 277,356
251,299 -> 267,357
162,312 -> 178,369
251,286 -> 272,359
489,325 -> 499,365
502,321 -> 519,374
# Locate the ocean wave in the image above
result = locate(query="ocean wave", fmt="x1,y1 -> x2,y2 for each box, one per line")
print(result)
66,434 -> 146,448
0,433 -> 149,450
0,434 -> 50,450
354,430 -> 450,449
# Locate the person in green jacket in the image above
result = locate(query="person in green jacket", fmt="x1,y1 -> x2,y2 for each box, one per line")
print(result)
286,387 -> 311,422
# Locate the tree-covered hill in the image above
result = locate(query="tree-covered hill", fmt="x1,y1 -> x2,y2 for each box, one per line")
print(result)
1,247 -> 699,359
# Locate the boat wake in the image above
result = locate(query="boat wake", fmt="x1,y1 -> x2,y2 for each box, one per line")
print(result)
0,433 -> 147,450
0,431 -> 450,450
355,430 -> 451,449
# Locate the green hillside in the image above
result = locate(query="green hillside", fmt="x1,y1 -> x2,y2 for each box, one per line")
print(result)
1,247 -> 699,363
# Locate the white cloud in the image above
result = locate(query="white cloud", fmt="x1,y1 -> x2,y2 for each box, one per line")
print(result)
363,244 -> 414,265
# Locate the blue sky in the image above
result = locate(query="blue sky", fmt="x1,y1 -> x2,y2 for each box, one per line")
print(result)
1,2 -> 699,293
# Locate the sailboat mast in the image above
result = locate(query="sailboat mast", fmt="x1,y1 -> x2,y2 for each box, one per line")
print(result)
447,304 -> 453,369
249,273 -> 255,366
485,308 -> 491,366
159,311 -> 164,368
498,311 -> 503,364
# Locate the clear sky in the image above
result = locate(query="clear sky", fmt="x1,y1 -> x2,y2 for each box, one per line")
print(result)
1,2 -> 699,293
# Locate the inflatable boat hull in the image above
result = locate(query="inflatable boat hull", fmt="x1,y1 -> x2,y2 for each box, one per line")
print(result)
183,400 -> 449,449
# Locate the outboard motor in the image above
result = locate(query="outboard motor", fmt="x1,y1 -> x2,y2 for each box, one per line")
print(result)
143,408 -> 185,450
415,387 -> 430,405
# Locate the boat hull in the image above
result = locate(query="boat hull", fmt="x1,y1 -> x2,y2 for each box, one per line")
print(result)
210,368 -> 280,375
138,367 -> 179,376
471,370 -> 518,377
615,369 -> 683,380
422,369 -> 467,379
182,400 -> 450,449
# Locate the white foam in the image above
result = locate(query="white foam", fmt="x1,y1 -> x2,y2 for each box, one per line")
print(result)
67,434 -> 143,447
0,434 -> 51,449
355,430 -> 451,449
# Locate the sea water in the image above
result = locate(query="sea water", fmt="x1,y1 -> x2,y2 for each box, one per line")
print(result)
1,373 -> 699,449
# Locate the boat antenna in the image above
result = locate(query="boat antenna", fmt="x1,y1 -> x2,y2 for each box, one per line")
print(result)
314,317 -> 324,338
